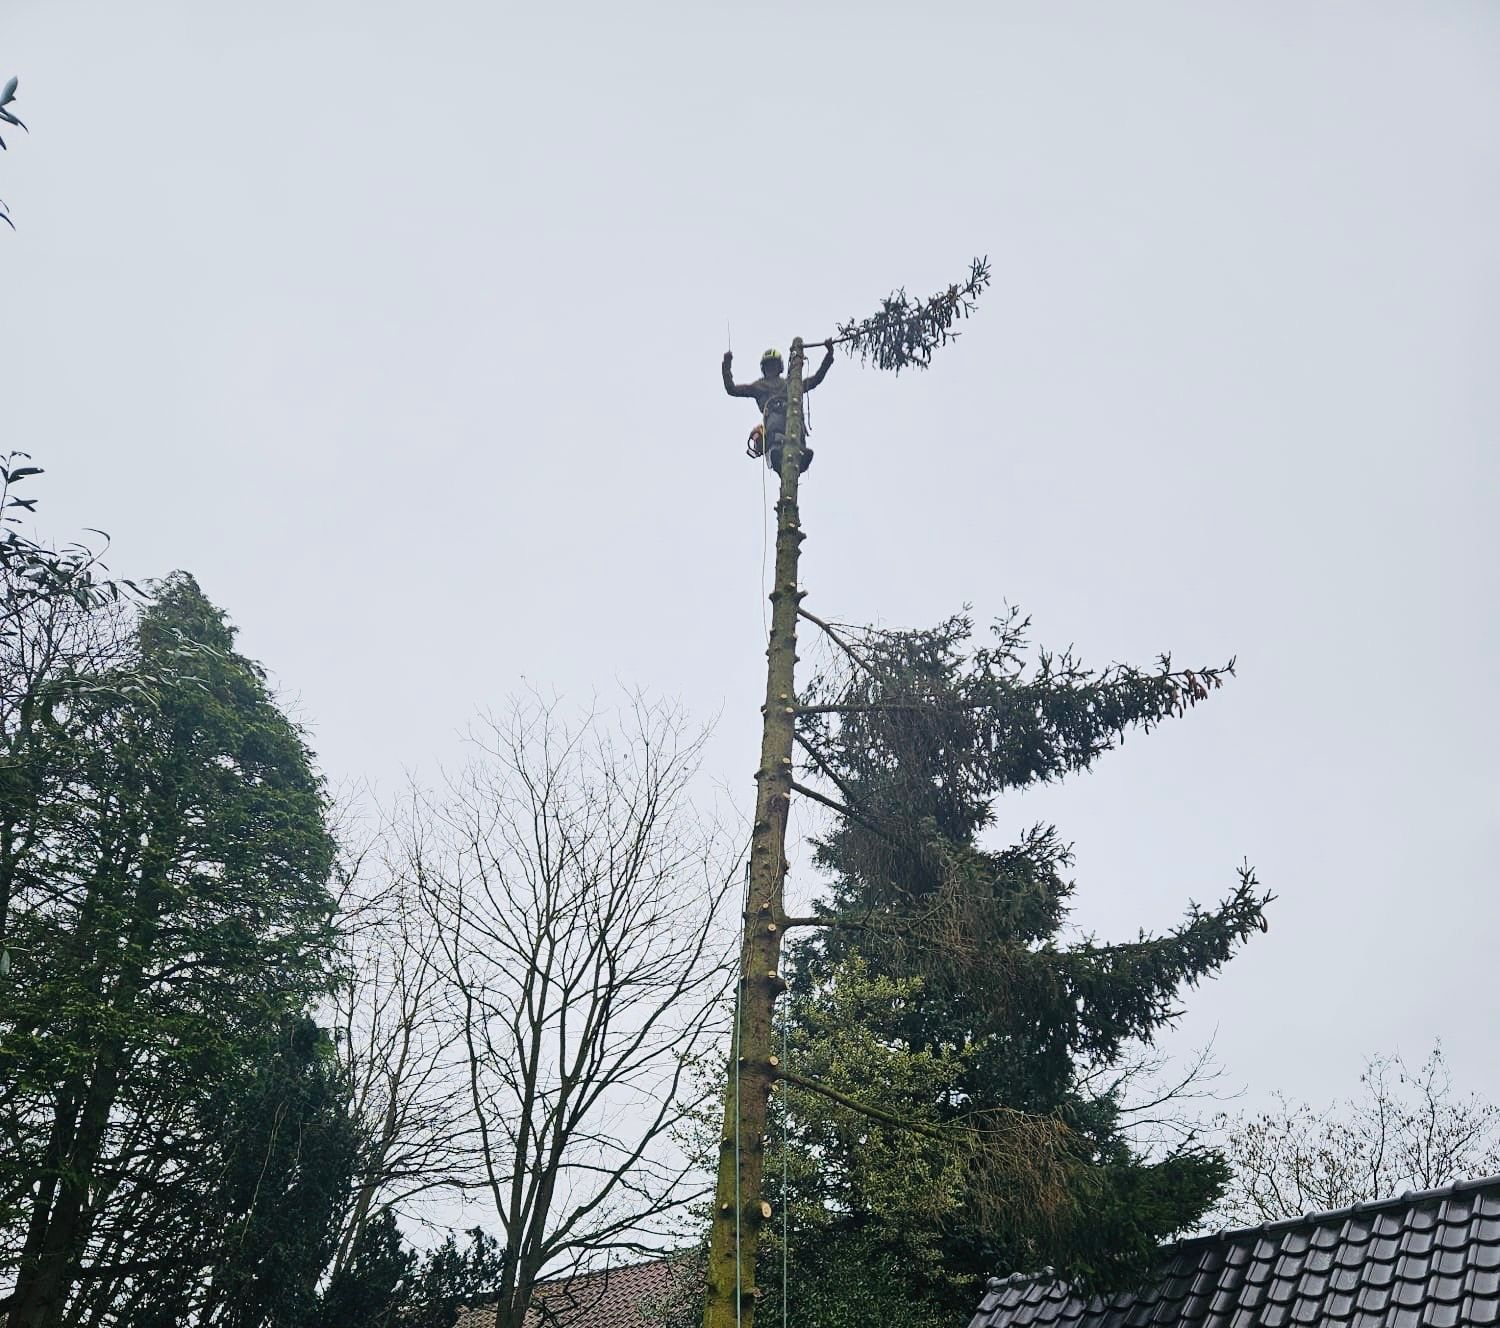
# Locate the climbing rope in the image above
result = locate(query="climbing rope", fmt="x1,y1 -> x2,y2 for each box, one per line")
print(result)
782,1006 -> 790,1328
760,458 -> 770,642
734,858 -> 749,1328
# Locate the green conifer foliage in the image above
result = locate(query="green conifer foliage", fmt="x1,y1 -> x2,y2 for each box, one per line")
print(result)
0,573 -> 338,1327
777,610 -> 1269,1313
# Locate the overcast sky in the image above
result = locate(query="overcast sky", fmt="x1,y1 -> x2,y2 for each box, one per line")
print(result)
6,2 -> 1498,1123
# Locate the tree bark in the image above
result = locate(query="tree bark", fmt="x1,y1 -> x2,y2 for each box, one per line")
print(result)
8,797 -> 177,1328
7,1043 -> 125,1328
702,339 -> 807,1328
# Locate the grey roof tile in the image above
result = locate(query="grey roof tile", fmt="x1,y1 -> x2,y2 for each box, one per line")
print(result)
1335,1227 -> 1373,1263
1435,1247 -> 1466,1275
1324,1289 -> 1355,1318
1394,1277 -> 1428,1307
1189,1261 -> 1221,1296
1302,1245 -> 1334,1277
1233,1274 -> 1267,1316
1403,1227 -> 1436,1259
1207,1286 -> 1237,1317
1330,1265 -> 1360,1294
1429,1271 -> 1464,1303
1374,1209 -> 1406,1237
1421,1301 -> 1459,1328
1468,1266 -> 1500,1297
1398,1249 -> 1434,1279
1466,1293 -> 1500,1325
1407,1203 -> 1439,1233
970,1177 -> 1500,1328
1309,1222 -> 1340,1251
1293,1267 -> 1328,1304
1370,1232 -> 1402,1263
1435,1219 -> 1471,1251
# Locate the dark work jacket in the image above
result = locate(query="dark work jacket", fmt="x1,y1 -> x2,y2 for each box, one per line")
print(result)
721,348 -> 834,438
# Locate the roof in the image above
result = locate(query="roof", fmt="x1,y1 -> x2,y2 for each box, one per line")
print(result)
969,1176 -> 1500,1328
454,1255 -> 685,1328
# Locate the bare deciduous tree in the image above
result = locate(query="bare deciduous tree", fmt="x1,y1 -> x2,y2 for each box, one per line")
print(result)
1215,1043 -> 1500,1225
412,697 -> 735,1328
328,814 -> 476,1280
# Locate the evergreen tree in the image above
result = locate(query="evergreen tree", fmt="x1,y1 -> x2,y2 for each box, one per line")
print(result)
318,1211 -> 415,1328
0,573 -> 338,1327
772,610 -> 1268,1317
197,1016 -> 363,1328
393,1227 -> 507,1328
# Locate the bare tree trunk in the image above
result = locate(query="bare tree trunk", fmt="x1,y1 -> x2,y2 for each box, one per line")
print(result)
702,339 -> 807,1328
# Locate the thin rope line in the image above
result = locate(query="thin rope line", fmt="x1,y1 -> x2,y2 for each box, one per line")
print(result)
734,859 -> 748,1328
760,456 -> 769,641
781,1006 -> 789,1328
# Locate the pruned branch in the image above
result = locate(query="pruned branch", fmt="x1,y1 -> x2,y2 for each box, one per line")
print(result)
781,912 -> 858,930
796,608 -> 873,677
776,1068 -> 950,1143
788,779 -> 898,849
826,257 -> 991,374
788,781 -> 855,822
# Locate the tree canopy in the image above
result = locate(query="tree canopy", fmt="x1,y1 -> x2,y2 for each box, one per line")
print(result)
0,571 -> 341,1326
764,610 -> 1269,1321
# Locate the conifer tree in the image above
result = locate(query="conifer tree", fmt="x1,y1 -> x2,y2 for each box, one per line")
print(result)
764,612 -> 1266,1321
704,261 -> 1266,1328
0,574 -> 338,1327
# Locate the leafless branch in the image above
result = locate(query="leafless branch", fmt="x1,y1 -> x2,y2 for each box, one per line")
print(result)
1213,1042 -> 1500,1226
412,694 -> 737,1328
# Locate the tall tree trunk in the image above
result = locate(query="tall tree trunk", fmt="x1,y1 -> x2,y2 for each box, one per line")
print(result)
703,340 -> 807,1328
8,827 -> 173,1328
7,1079 -> 80,1317
7,1044 -> 125,1328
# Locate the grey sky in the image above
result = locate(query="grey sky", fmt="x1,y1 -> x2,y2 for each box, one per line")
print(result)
7,0 -> 1499,1122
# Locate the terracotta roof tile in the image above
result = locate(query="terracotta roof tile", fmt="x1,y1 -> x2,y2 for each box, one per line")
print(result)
455,1255 -> 687,1328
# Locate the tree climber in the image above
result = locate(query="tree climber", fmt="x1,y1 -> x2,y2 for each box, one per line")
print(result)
722,340 -> 835,474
